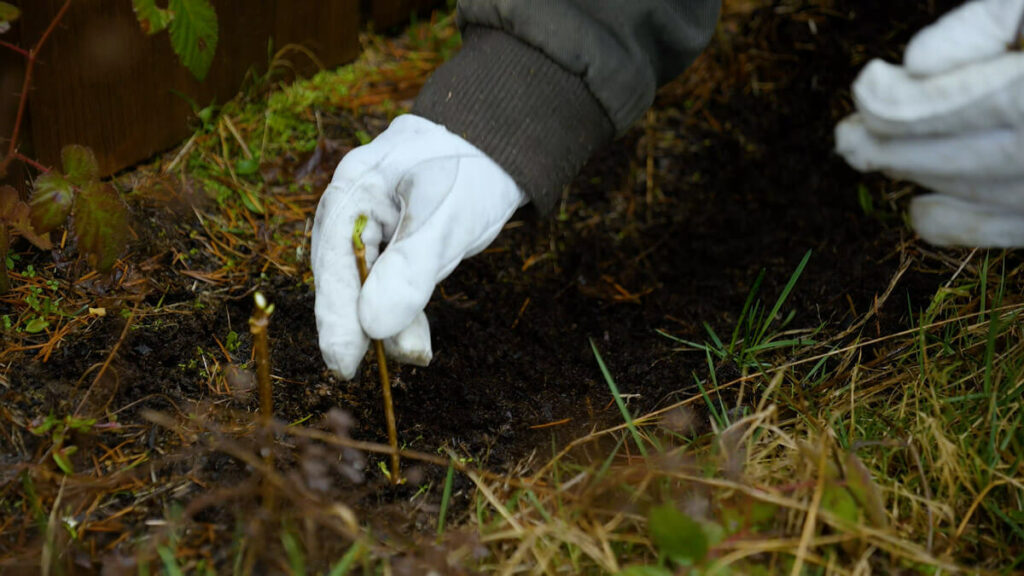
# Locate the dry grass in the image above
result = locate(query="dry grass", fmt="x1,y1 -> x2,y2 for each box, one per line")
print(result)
454,248 -> 1024,575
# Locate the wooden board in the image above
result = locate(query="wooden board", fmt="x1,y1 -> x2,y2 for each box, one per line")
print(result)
4,0 -> 361,177
367,0 -> 445,31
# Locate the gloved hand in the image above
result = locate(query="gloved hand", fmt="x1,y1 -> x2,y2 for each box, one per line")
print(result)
311,114 -> 527,380
835,0 -> 1024,247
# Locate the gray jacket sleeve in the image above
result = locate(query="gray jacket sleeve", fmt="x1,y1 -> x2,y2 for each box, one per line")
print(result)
413,0 -> 721,211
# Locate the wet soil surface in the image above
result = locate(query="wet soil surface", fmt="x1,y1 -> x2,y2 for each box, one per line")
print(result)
2,0 -> 967,570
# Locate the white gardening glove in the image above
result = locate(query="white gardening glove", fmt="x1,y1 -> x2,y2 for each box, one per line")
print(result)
835,0 -> 1024,247
311,114 -> 527,380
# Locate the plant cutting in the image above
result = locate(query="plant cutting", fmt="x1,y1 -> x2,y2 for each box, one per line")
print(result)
351,214 -> 401,485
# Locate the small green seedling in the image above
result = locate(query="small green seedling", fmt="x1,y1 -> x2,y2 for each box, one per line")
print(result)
30,413 -> 105,474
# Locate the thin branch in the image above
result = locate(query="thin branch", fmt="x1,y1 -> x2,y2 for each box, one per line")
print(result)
1,0 -> 73,175
0,38 -> 29,57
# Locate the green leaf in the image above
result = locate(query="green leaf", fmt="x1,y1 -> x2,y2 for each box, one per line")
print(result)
237,187 -> 264,214
53,446 -> 77,474
72,182 -> 130,273
0,2 -> 19,33
61,145 -> 100,186
750,500 -> 778,528
24,317 -> 50,333
844,452 -> 887,528
822,481 -> 859,525
235,157 -> 259,176
0,1 -> 19,34
648,504 -> 709,567
29,172 -> 74,234
67,417 -> 97,431
617,566 -> 674,576
132,0 -> 173,34
168,0 -> 218,81
29,414 -> 58,435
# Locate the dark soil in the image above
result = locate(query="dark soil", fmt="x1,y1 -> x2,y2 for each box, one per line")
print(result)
2,0 -> 968,571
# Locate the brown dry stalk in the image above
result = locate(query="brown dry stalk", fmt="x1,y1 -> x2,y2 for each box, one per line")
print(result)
250,293 -> 274,424
352,214 -> 401,484
249,292 -> 276,512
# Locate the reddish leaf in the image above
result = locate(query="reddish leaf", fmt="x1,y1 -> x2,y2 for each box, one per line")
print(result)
72,182 -> 129,272
29,172 -> 74,234
0,184 -> 19,219
61,145 -> 100,186
1,185 -> 52,250
10,203 -> 53,250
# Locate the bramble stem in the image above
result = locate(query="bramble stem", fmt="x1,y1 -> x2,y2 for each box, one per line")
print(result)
0,39 -> 29,57
352,214 -> 402,485
0,0 -> 73,176
14,152 -> 49,173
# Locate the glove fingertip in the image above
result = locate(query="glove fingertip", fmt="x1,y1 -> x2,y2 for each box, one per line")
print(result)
834,114 -> 877,172
383,312 -> 433,367
319,333 -> 369,381
910,194 -> 1024,248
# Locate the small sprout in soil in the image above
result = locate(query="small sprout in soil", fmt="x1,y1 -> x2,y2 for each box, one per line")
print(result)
352,214 -> 403,485
250,291 -> 274,423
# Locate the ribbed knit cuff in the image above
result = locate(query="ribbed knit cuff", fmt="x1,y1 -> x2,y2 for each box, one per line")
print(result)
412,26 -> 615,213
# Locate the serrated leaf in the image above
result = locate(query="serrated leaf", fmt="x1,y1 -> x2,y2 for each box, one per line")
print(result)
845,452 -> 887,528
648,504 -> 708,567
72,182 -> 129,273
24,316 -> 49,333
168,0 -> 218,81
132,0 -> 172,34
62,145 -> 100,186
29,172 -> 74,234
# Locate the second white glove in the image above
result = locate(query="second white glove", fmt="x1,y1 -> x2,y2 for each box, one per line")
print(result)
835,0 -> 1024,248
311,115 -> 527,380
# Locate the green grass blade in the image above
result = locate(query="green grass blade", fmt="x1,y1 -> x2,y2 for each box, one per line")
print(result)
755,249 -> 811,347
730,268 -> 765,355
327,541 -> 364,576
591,339 -> 648,457
437,461 -> 456,536
157,546 -> 184,576
281,527 -> 306,576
